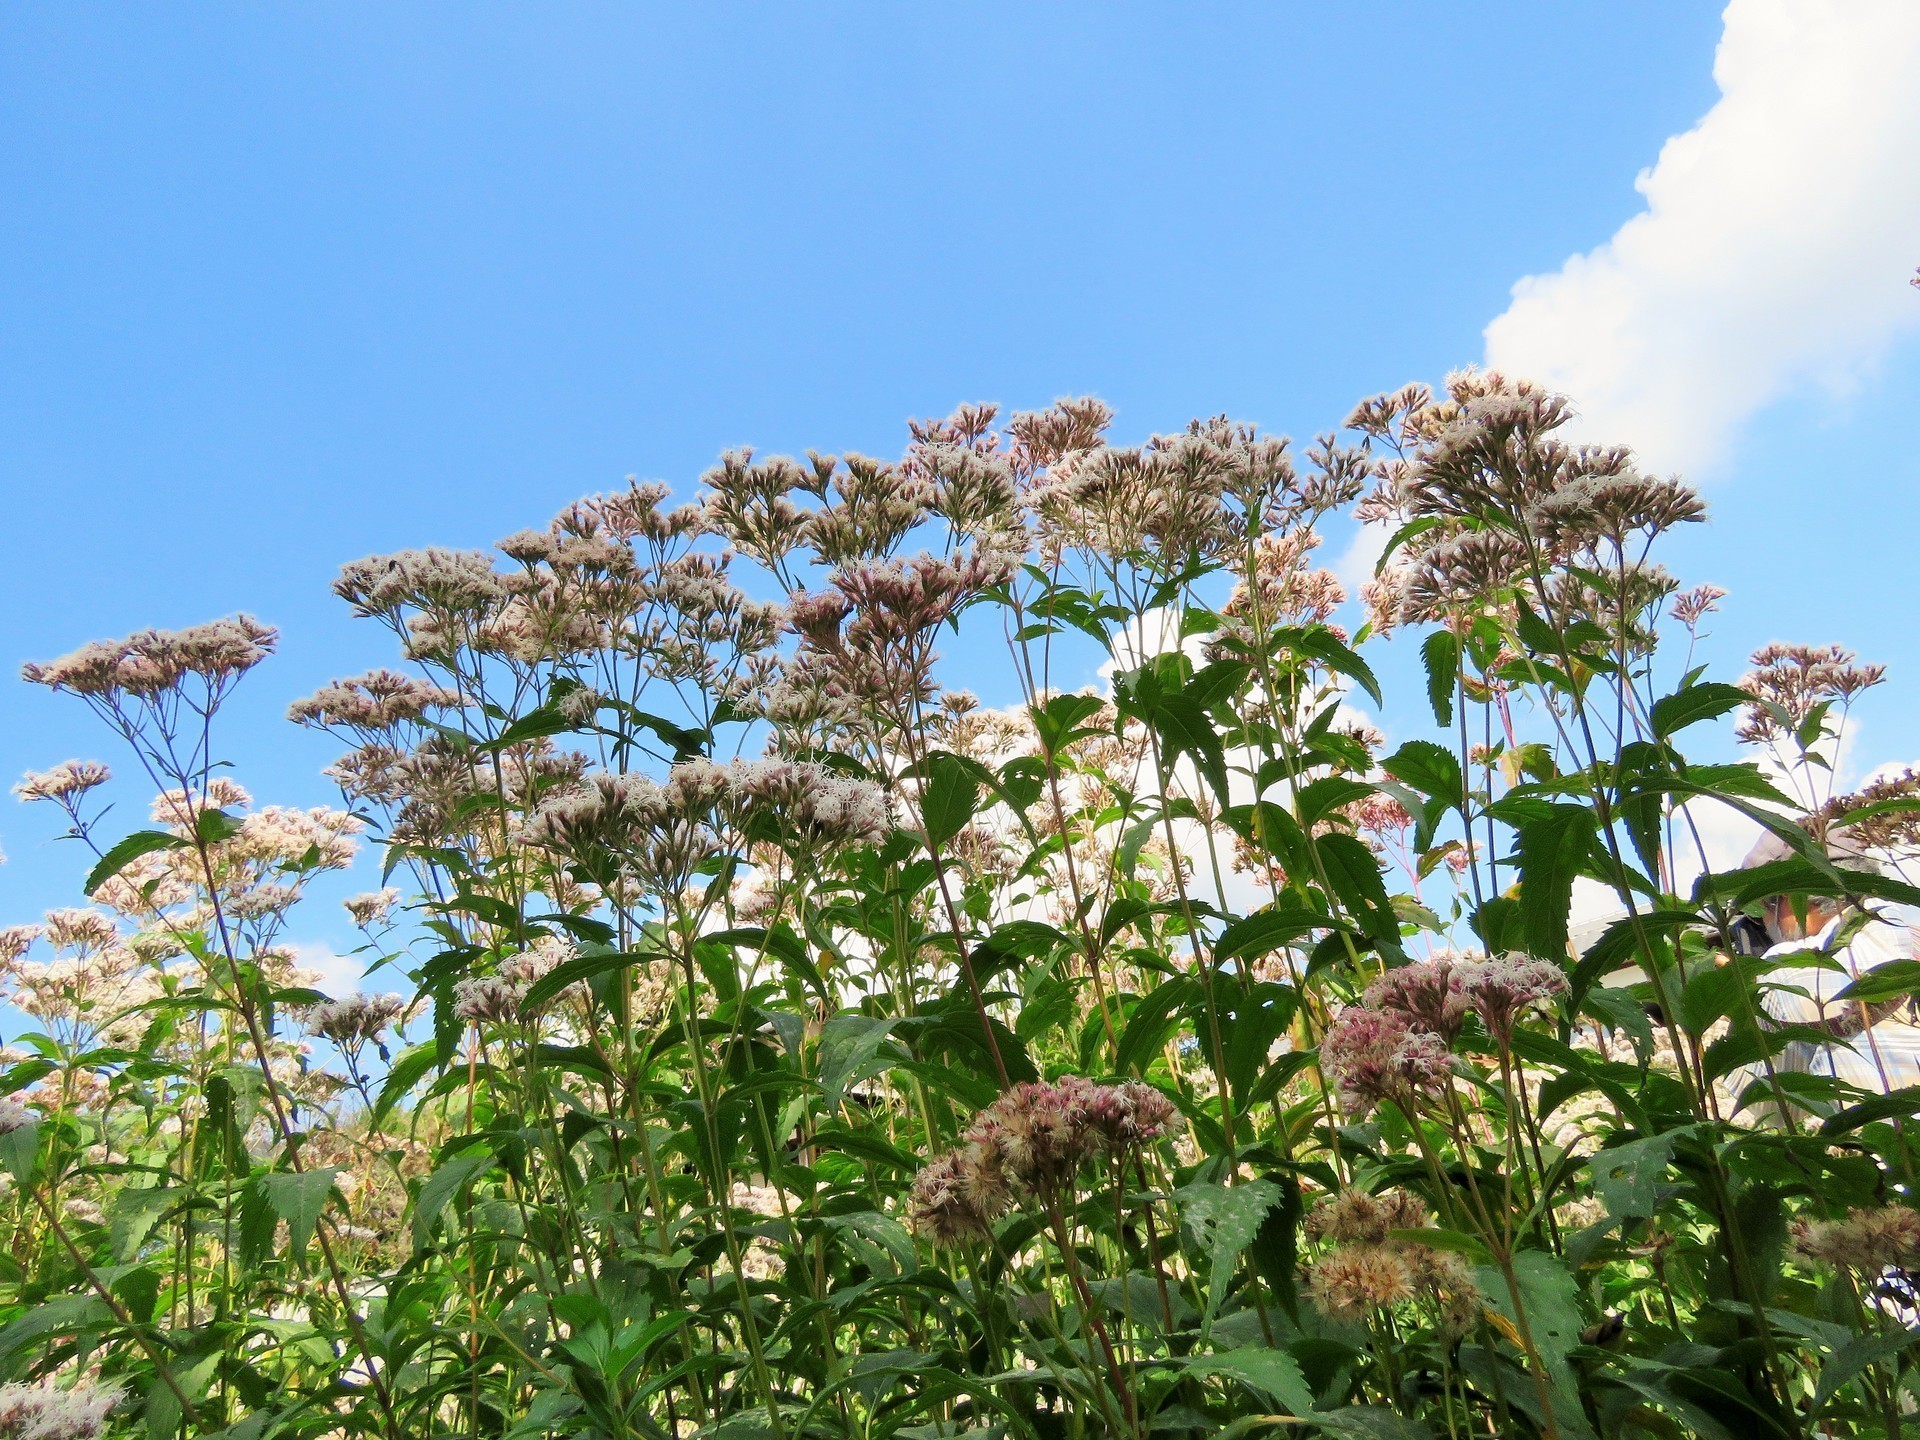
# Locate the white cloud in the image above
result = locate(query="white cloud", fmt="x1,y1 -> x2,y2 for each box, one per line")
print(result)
1331,520 -> 1389,598
1484,0 -> 1920,477
286,940 -> 368,997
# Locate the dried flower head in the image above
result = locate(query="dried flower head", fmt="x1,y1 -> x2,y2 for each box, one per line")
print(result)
1792,1205 -> 1920,1273
1305,1188 -> 1432,1246
1306,1243 -> 1416,1322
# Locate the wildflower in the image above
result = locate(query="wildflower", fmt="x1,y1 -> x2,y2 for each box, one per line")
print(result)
332,548 -> 507,618
1402,1246 -> 1484,1336
1078,1080 -> 1184,1151
1670,583 -> 1726,630
0,1379 -> 121,1440
13,761 -> 110,805
1458,955 -> 1568,1042
301,993 -> 406,1048
0,926 -> 41,964
1736,642 -> 1885,745
0,1099 -> 34,1135
729,760 -> 892,850
965,1080 -> 1094,1193
22,616 -> 277,699
451,935 -> 579,1027
344,889 -> 401,927
1792,1205 -> 1920,1272
287,669 -> 464,730
1305,1243 -> 1416,1322
41,910 -> 119,954
1319,1004 -> 1453,1114
907,1147 -> 1008,1246
1363,955 -> 1471,1044
1305,1188 -> 1432,1246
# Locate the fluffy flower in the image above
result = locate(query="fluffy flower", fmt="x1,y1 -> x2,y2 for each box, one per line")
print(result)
1305,1244 -> 1416,1322
1319,1004 -> 1453,1114
1364,955 -> 1471,1044
22,616 -> 276,699
1792,1205 -> 1920,1273
344,889 -> 402,927
13,762 -> 110,805
300,993 -> 406,1047
0,1379 -> 121,1440
1305,1188 -> 1432,1246
1458,955 -> 1568,1041
907,1147 -> 1008,1246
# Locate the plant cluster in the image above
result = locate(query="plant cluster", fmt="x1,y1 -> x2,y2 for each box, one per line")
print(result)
5,374 -> 1920,1440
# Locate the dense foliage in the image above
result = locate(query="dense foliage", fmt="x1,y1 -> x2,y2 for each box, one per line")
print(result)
6,373 -> 1920,1440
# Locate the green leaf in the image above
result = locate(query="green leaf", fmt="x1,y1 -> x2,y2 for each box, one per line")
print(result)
1820,1085 -> 1920,1136
1182,1347 -> 1317,1417
520,945 -> 649,1012
1421,629 -> 1457,726
256,1168 -> 338,1263
1114,979 -> 1197,1076
1153,692 -> 1232,804
1380,740 -> 1463,811
372,1043 -> 440,1128
0,1119 -> 37,1185
413,1150 -> 493,1251
1213,907 -> 1325,966
1589,1132 -> 1684,1221
1651,681 -> 1750,739
1316,1409 -> 1436,1440
816,1014 -> 900,1108
1516,805 -> 1595,960
918,750 -> 984,850
1295,776 -> 1374,828
1180,1179 -> 1282,1331
1282,625 -> 1383,706
1814,1330 -> 1920,1411
108,1185 -> 178,1262
84,829 -> 188,897
1317,833 -> 1400,950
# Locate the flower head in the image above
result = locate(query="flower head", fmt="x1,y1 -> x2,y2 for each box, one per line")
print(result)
13,762 -> 110,806
0,1379 -> 121,1440
1319,1004 -> 1453,1115
1792,1205 -> 1920,1272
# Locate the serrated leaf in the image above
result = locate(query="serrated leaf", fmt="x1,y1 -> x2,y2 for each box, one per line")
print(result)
84,829 -> 188,897
1421,629 -> 1457,726
256,1168 -> 338,1262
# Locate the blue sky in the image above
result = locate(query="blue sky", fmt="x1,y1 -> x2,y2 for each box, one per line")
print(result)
4,3 -> 1918,962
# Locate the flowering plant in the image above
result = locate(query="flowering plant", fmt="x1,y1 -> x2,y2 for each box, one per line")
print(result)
4,376 -> 1919,1440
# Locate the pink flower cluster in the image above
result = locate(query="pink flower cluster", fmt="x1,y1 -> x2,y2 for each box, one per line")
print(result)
908,1076 -> 1181,1246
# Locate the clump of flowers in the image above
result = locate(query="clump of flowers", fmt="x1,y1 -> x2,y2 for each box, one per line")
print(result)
12,762 -> 110,807
1792,1205 -> 1920,1273
1318,1005 -> 1453,1115
0,1379 -> 121,1440
908,1077 -> 1181,1245
1363,955 -> 1471,1044
1305,1187 -> 1432,1245
451,934 -> 580,1027
300,993 -> 406,1050
1303,1188 -> 1483,1334
1458,954 -> 1568,1043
